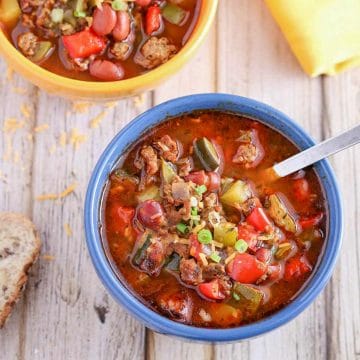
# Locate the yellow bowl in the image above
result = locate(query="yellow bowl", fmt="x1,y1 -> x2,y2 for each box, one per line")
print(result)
0,1 -> 218,101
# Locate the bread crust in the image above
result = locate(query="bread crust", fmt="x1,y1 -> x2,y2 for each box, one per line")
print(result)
0,213 -> 41,328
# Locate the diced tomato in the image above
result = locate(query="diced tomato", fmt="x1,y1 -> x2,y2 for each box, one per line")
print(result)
237,223 -> 259,252
136,200 -> 164,230
284,254 -> 312,281
109,204 -> 135,233
246,207 -> 272,231
293,178 -> 310,202
136,0 -> 152,5
255,248 -> 271,263
299,212 -> 324,229
185,170 -> 207,185
146,5 -> 161,35
198,279 -> 226,300
189,234 -> 202,260
206,172 -> 221,192
226,253 -> 267,284
62,29 -> 107,59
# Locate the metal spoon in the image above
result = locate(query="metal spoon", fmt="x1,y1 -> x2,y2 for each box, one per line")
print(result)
267,123 -> 360,180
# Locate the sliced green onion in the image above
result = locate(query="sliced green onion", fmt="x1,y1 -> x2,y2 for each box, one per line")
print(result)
51,8 -> 64,23
191,207 -> 198,216
235,239 -> 248,253
176,223 -> 188,234
112,0 -> 128,11
210,252 -> 221,263
195,184 -> 207,195
232,292 -> 240,301
74,10 -> 86,17
198,229 -> 212,244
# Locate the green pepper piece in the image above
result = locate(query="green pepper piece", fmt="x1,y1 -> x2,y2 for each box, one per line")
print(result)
194,137 -> 220,171
214,222 -> 238,246
31,41 -> 53,63
220,180 -> 252,207
113,169 -> 139,185
268,194 -> 298,233
137,185 -> 161,203
275,242 -> 292,260
165,253 -> 181,271
133,234 -> 151,266
73,0 -> 86,16
162,3 -> 188,25
161,158 -> 176,184
232,283 -> 264,315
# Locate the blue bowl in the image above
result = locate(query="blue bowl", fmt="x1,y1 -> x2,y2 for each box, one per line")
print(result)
84,94 -> 343,342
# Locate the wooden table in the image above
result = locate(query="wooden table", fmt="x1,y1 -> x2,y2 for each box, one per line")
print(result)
1,1 -> 359,359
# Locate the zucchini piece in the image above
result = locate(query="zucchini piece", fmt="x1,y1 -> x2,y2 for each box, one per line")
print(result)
232,283 -> 263,315
137,185 -> 161,203
30,41 -> 53,63
220,180 -> 252,207
275,242 -> 292,260
0,0 -> 21,24
133,233 -> 151,266
194,137 -> 220,171
162,3 -> 188,25
161,158 -> 176,184
214,222 -> 238,246
221,177 -> 234,194
268,194 -> 298,233
165,253 -> 181,271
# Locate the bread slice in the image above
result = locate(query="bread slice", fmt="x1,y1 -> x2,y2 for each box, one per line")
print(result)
0,213 -> 41,328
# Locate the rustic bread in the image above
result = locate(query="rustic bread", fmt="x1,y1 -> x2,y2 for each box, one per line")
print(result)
0,213 -> 41,328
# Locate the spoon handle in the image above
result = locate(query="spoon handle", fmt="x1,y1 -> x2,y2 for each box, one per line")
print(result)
273,123 -> 360,178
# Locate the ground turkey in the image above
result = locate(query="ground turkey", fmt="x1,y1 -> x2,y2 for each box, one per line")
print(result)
134,145 -> 159,176
179,258 -> 203,286
111,42 -> 131,61
154,135 -> 179,162
17,32 -> 39,57
135,37 -> 177,70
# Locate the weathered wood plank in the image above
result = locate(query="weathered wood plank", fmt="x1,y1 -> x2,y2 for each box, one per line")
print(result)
0,62 -> 36,360
215,1 -> 326,359
322,70 -> 360,360
14,94 -> 150,359
147,22 -> 217,360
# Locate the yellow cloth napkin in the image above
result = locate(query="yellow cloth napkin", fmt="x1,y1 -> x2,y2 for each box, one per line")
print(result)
265,0 -> 360,76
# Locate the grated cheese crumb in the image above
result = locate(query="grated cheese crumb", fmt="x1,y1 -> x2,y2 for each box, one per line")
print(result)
70,128 -> 87,149
199,253 -> 208,266
27,133 -> 34,142
225,252 -> 236,265
178,239 -> 190,245
64,223 -> 73,237
13,151 -> 20,163
3,118 -> 25,133
89,110 -> 107,129
133,93 -> 145,108
36,183 -> 77,201
42,254 -> 55,261
72,102 -> 92,113
34,124 -> 49,133
49,144 -> 57,154
21,104 -> 32,119
59,131 -> 67,147
213,240 -> 224,248
12,86 -> 27,95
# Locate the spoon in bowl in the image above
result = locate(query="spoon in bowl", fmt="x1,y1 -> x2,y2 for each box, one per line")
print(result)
265,123 -> 360,181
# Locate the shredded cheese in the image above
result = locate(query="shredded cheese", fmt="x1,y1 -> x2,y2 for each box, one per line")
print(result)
89,110 -> 107,129
42,254 -> 55,261
6,67 -> 14,82
49,144 -> 57,154
199,253 -> 208,266
36,183 -> 77,201
64,223 -> 73,237
225,252 -> 236,265
59,131 -> 67,147
34,124 -> 49,133
70,128 -> 87,149
3,118 -> 25,133
72,102 -> 92,113
13,151 -> 20,163
105,101 -> 118,109
11,86 -> 27,95
133,93 -> 145,108
21,104 -> 32,119
178,238 -> 190,245
212,240 -> 224,248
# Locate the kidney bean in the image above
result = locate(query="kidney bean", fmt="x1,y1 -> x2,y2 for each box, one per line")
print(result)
113,11 -> 131,41
92,3 -> 117,36
89,60 -> 124,81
